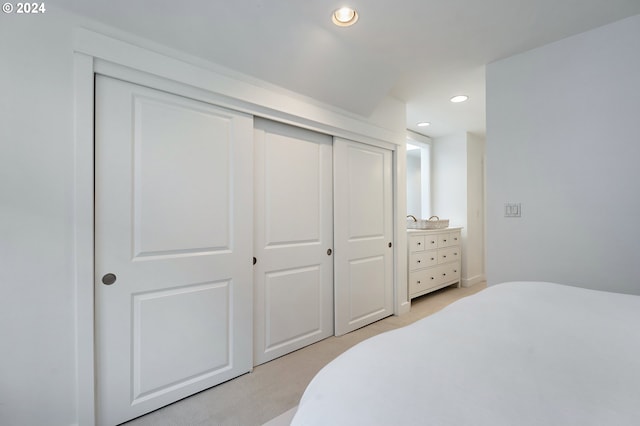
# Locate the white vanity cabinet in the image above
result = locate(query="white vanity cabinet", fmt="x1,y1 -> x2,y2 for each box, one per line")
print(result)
407,228 -> 462,299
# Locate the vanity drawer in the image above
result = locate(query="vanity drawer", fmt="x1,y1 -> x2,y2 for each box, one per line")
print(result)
410,250 -> 438,270
438,264 -> 459,283
436,231 -> 460,248
409,268 -> 444,293
409,235 -> 426,252
424,235 -> 438,249
438,246 -> 460,264
447,264 -> 461,281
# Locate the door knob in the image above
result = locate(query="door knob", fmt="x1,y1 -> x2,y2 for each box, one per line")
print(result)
388,242 -> 392,248
327,249 -> 332,256
102,273 -> 117,285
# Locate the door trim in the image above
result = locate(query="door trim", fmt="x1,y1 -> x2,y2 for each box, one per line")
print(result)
73,30 -> 409,426
73,51 -> 96,426
74,28 -> 404,146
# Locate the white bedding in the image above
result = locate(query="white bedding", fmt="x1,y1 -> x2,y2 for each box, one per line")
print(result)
291,282 -> 640,425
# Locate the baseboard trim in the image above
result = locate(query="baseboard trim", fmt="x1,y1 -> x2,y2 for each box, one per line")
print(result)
396,300 -> 411,316
462,274 -> 486,288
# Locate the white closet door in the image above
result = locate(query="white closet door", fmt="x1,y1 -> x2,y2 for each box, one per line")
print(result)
253,118 -> 334,365
94,75 -> 253,425
334,138 -> 394,336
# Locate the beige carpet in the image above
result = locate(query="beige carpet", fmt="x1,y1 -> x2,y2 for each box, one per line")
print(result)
124,282 -> 486,426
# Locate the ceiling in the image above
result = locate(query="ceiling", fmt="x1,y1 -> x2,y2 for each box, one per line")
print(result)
55,0 -> 640,138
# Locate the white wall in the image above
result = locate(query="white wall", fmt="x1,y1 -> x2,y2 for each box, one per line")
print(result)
431,133 -> 485,286
466,133 -> 486,285
486,14 -> 640,294
1,10 -> 78,426
0,9 -> 407,426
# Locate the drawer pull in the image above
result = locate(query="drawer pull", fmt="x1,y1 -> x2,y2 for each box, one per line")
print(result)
430,240 -> 435,244
442,273 -> 447,276
430,277 -> 435,280
417,280 -> 421,284
454,269 -> 458,273
443,239 -> 447,242
443,255 -> 447,258
430,257 -> 435,261
454,252 -> 458,256
417,242 -> 422,246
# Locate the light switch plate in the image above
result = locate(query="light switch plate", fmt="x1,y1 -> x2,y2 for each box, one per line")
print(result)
504,203 -> 521,217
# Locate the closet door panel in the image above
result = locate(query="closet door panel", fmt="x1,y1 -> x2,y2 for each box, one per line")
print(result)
254,118 -> 334,365
334,138 -> 394,336
95,75 -> 253,426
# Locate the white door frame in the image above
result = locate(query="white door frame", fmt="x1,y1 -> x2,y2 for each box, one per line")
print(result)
73,29 -> 408,426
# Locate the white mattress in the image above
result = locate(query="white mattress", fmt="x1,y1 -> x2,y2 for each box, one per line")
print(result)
292,282 -> 640,425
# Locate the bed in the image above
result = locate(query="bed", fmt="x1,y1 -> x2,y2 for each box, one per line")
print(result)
291,282 -> 640,425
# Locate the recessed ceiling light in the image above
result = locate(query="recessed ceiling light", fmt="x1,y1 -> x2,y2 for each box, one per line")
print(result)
332,7 -> 359,27
450,95 -> 469,103
417,122 -> 431,127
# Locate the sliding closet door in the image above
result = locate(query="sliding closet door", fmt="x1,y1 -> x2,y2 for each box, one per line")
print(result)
253,118 -> 334,365
334,138 -> 394,336
94,75 -> 253,425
